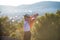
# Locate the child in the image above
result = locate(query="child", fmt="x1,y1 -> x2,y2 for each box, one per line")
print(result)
23,14 -> 38,40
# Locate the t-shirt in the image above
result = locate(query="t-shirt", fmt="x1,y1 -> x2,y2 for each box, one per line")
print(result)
24,20 -> 30,32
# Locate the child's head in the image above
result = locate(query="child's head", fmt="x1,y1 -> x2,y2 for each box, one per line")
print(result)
24,14 -> 30,21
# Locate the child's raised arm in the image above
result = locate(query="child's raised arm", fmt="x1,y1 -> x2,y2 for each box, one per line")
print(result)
31,13 -> 38,21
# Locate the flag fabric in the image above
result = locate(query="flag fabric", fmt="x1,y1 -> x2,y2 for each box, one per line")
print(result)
29,16 -> 35,28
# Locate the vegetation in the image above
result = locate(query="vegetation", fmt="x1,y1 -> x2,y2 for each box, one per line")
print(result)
0,10 -> 60,40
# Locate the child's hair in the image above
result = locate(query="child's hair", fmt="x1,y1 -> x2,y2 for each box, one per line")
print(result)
24,14 -> 30,18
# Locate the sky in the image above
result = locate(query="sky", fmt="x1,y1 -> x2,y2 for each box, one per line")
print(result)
0,0 -> 60,6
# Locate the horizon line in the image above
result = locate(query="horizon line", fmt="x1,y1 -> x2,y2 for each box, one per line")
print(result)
0,1 -> 60,6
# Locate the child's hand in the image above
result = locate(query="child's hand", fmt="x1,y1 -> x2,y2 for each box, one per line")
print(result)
33,13 -> 38,18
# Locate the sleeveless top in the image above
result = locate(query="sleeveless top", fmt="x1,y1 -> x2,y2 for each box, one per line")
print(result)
24,16 -> 35,32
24,20 -> 30,32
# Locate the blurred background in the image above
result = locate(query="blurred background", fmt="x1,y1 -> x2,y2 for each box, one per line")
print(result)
0,0 -> 60,40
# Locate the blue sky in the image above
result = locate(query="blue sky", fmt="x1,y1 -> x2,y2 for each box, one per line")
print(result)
0,0 -> 60,6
